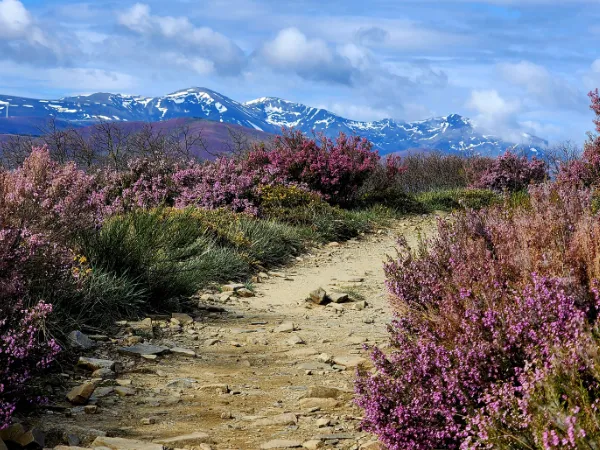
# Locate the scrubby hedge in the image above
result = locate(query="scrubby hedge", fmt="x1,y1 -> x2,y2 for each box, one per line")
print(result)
357,184 -> 600,449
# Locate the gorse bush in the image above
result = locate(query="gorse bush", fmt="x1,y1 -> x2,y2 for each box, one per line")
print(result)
356,184 -> 600,449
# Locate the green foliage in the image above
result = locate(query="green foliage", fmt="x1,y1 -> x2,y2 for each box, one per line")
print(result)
51,269 -> 147,330
81,208 -> 251,308
416,188 -> 500,212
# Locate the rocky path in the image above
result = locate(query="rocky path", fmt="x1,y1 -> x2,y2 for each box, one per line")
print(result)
22,215 -> 439,450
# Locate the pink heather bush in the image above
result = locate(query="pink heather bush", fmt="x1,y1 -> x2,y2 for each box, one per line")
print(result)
0,146 -> 101,237
92,155 -> 180,216
0,228 -> 61,429
357,184 -> 600,449
173,156 -> 258,214
472,150 -> 547,192
247,129 -> 383,206
558,90 -> 600,187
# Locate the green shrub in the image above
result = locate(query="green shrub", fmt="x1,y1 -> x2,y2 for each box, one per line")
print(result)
51,269 -> 147,330
81,208 -> 251,308
417,188 -> 500,212
263,201 -> 370,242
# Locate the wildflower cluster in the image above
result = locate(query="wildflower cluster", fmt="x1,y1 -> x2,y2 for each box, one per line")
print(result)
472,150 -> 547,192
357,183 -> 600,449
0,228 -> 62,429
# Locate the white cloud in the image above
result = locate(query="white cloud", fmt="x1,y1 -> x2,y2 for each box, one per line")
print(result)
117,3 -> 246,75
257,27 -> 355,84
0,0 -> 31,39
466,89 -> 524,140
498,60 -> 585,110
260,28 -> 335,69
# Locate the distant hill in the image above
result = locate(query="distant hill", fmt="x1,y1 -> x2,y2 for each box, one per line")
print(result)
0,87 -> 548,156
0,117 -> 273,161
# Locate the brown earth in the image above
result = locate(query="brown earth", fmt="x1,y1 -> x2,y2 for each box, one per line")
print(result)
31,214 -> 440,450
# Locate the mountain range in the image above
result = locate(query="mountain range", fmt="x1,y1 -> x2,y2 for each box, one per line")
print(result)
0,87 -> 548,156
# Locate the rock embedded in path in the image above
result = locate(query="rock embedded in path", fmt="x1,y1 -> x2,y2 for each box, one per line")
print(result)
252,413 -> 298,427
67,330 -> 96,350
287,335 -> 306,345
15,428 -> 45,448
298,398 -> 340,409
308,288 -> 329,305
236,288 -> 255,298
222,283 -> 245,292
260,440 -> 303,449
275,321 -> 296,333
171,313 -> 194,325
170,347 -> 196,357
332,356 -> 367,369
155,432 -> 212,446
303,386 -> 343,399
302,440 -> 324,450
118,344 -> 170,356
77,357 -> 118,372
92,368 -> 116,379
128,318 -> 154,338
92,436 -> 164,450
66,383 -> 96,405
328,293 -> 350,304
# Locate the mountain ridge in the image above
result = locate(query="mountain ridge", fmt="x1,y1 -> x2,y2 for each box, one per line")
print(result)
0,87 -> 547,156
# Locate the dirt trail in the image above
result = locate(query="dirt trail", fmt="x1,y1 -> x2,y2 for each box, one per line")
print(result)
34,215 -> 439,450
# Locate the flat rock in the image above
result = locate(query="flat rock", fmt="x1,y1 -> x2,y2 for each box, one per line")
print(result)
77,357 -> 117,372
332,356 -> 367,368
287,335 -> 305,345
92,368 -> 116,379
0,423 -> 26,442
66,383 -> 96,405
252,413 -> 297,427
275,322 -> 295,333
68,331 -> 96,350
222,283 -> 245,292
313,434 -> 355,440
114,386 -> 136,396
329,293 -> 350,303
303,386 -> 343,399
92,437 -> 163,450
170,347 -> 196,357
198,384 -> 229,394
236,288 -> 255,298
171,313 -> 194,325
296,362 -> 333,371
118,344 -> 170,356
287,348 -> 319,358
298,398 -> 340,409
260,440 -> 303,449
129,318 -> 154,338
155,432 -> 212,446
302,440 -> 323,450
16,428 -> 45,448
0,439 -> 6,450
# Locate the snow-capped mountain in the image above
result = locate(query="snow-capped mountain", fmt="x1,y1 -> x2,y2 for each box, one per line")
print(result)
244,97 -> 547,156
0,87 -> 547,156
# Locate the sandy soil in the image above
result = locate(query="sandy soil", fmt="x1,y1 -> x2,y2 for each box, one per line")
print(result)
33,214 -> 440,450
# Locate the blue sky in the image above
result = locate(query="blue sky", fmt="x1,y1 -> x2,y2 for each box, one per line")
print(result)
0,0 -> 599,144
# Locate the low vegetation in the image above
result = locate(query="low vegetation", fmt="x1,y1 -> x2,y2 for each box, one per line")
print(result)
0,99 -> 566,431
356,90 -> 600,449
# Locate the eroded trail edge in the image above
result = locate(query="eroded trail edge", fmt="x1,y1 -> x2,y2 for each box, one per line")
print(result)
34,215 -> 438,450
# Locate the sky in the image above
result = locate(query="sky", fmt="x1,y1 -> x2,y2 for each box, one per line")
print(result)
0,0 -> 599,144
